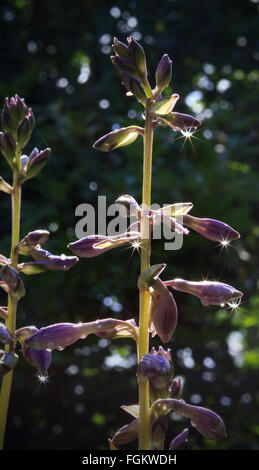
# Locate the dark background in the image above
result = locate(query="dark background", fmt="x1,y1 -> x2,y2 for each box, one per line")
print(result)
0,0 -> 259,450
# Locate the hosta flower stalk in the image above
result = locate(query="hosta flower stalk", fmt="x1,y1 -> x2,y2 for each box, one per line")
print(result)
0,36 -> 243,451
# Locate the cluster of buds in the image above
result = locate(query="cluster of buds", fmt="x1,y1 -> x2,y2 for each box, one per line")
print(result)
68,37 -> 243,450
93,36 -> 200,154
0,96 -> 79,380
0,95 -> 50,181
110,345 -> 226,449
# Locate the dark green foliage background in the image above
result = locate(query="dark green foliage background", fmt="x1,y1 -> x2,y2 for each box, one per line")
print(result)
0,0 -> 259,450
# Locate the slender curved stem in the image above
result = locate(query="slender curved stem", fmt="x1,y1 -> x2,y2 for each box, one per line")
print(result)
138,99 -> 154,450
0,164 -> 21,449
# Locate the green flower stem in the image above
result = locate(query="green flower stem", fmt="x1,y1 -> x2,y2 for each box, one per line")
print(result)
0,160 -> 21,450
138,99 -> 154,450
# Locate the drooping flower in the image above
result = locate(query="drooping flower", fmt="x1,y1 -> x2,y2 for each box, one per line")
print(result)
182,214 -> 240,243
18,247 -> 78,274
68,232 -> 141,258
167,278 -> 243,307
25,318 -> 137,351
156,398 -> 226,440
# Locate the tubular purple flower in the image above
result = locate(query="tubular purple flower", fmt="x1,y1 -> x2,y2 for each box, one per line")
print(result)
23,345 -> 51,374
166,399 -> 227,440
25,318 -> 136,351
18,247 -> 78,274
25,322 -> 84,351
68,232 -> 141,258
182,214 -> 240,242
169,428 -> 189,450
168,278 -> 243,306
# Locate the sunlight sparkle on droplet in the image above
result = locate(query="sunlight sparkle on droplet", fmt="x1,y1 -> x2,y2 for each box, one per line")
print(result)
176,127 -> 201,152
37,373 -> 49,385
130,240 -> 142,255
227,299 -> 242,311
181,130 -> 194,138
220,239 -> 230,247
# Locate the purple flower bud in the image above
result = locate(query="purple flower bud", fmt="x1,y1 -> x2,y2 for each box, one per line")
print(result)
112,37 -> 130,58
8,95 -> 27,127
0,351 -> 19,376
151,278 -> 178,343
152,415 -> 168,450
19,250 -> 78,274
17,108 -> 35,149
138,353 -> 172,390
1,264 -> 19,291
93,126 -> 142,152
23,345 -> 51,374
182,214 -> 240,242
22,230 -> 50,247
1,98 -> 16,133
169,428 -> 189,450
0,131 -> 16,167
111,418 -> 139,446
163,399 -> 227,440
110,55 -> 136,76
168,278 -> 243,307
155,54 -> 172,94
0,264 -> 25,299
68,232 -> 141,258
127,36 -> 147,77
120,72 -> 147,105
24,147 -> 51,180
170,378 -> 181,398
159,112 -> 200,131
0,323 -> 14,344
1,96 -> 27,132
